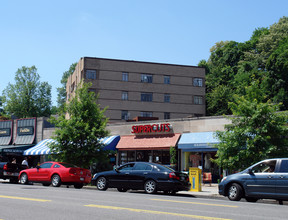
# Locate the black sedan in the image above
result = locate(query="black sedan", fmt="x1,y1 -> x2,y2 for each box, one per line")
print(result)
91,162 -> 191,194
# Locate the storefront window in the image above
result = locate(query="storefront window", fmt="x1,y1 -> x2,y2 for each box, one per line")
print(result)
119,150 -> 170,165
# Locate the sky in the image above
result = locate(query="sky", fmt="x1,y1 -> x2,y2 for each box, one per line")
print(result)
1,0 -> 288,106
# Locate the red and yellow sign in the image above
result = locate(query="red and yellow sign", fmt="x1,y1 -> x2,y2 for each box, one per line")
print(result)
131,123 -> 172,134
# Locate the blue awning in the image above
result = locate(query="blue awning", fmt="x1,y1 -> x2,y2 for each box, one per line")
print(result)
178,132 -> 219,152
23,139 -> 57,155
100,135 -> 120,151
23,136 -> 120,156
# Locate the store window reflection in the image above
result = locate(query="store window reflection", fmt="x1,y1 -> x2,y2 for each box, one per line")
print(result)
119,150 -> 170,165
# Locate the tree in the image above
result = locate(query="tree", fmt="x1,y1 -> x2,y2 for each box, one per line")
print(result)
2,66 -> 52,118
203,17 -> 288,116
49,82 -> 109,168
57,62 -> 77,112
214,83 -> 288,171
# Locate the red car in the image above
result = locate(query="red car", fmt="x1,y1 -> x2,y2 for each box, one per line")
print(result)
19,161 -> 91,189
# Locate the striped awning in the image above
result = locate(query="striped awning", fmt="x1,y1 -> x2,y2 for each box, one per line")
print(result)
23,139 -> 57,156
23,136 -> 120,156
99,135 -> 120,151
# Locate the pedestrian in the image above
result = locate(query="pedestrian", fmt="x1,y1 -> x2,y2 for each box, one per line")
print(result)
22,157 -> 29,168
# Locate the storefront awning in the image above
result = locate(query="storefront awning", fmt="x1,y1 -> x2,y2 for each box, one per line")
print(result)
178,132 -> 219,152
116,134 -> 180,150
1,144 -> 34,155
23,139 -> 57,156
23,136 -> 120,156
99,135 -> 120,151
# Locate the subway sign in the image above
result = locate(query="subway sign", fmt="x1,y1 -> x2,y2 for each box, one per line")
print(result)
0,128 -> 11,137
131,123 -> 172,134
17,126 -> 34,136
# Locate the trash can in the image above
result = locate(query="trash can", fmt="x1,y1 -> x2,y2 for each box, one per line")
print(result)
189,167 -> 202,192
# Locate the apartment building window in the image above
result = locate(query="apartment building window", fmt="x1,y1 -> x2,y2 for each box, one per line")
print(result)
86,70 -> 97,80
141,112 -> 153,117
164,112 -> 170,119
122,72 -> 128,81
141,74 -> 153,83
193,78 -> 203,87
164,76 -> 170,84
122,91 -> 128,100
164,94 -> 170,103
121,110 -> 129,120
194,96 -> 203,105
141,93 -> 153,102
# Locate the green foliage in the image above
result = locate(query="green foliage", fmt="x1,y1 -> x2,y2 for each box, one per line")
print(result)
214,83 -> 288,170
170,146 -> 177,164
49,82 -> 109,168
56,62 -> 77,112
2,66 -> 52,118
204,16 -> 288,116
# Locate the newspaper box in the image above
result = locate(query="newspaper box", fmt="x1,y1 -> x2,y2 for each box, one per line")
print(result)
189,167 -> 202,192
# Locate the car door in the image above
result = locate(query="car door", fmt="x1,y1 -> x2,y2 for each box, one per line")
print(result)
108,163 -> 135,188
244,160 -> 277,198
275,159 -> 288,199
129,163 -> 153,189
33,162 -> 53,182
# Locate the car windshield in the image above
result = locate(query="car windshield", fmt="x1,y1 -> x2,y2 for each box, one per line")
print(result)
59,162 -> 78,168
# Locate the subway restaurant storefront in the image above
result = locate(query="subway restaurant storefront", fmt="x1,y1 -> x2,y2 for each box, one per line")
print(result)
116,123 -> 180,166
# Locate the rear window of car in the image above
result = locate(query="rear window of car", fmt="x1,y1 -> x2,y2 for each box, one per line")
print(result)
279,160 -> 288,172
133,163 -> 153,171
153,164 -> 173,172
59,163 -> 77,168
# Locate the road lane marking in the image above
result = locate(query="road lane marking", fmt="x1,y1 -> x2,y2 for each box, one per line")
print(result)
151,199 -> 238,208
0,195 -> 51,202
85,204 -> 231,220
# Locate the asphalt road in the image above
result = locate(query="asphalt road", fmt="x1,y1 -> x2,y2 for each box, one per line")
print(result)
0,182 -> 287,220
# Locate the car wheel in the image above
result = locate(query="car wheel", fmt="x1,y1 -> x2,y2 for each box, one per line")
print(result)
96,177 -> 108,191
20,173 -> 28,184
228,183 -> 243,201
245,197 -> 258,203
51,174 -> 61,187
42,183 -> 51,187
74,183 -> 84,189
117,188 -> 128,192
144,180 -> 157,194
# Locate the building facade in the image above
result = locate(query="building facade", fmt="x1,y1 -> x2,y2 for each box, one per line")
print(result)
66,57 -> 206,122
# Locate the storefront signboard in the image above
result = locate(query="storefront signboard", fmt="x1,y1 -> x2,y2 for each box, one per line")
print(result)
0,128 -> 11,137
131,123 -> 172,134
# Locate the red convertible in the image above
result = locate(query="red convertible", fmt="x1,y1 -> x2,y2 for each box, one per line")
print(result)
19,161 -> 91,189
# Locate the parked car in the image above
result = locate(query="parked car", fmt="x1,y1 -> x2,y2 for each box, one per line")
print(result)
91,162 -> 191,194
0,161 -> 27,183
19,161 -> 91,189
219,158 -> 288,203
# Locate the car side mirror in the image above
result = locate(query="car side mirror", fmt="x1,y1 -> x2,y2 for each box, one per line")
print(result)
248,169 -> 253,175
113,166 -> 119,173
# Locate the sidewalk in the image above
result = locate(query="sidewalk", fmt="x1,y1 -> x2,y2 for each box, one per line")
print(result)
178,183 -> 221,198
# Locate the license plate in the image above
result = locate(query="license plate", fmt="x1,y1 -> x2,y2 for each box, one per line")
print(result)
4,171 -> 18,176
80,178 -> 84,181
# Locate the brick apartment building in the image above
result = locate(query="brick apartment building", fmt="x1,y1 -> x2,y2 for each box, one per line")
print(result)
66,57 -> 206,122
